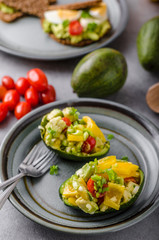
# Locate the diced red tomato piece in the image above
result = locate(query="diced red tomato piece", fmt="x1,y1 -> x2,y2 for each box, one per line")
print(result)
69,20 -> 83,35
82,136 -> 96,153
87,178 -> 96,197
62,117 -> 72,126
124,177 -> 137,183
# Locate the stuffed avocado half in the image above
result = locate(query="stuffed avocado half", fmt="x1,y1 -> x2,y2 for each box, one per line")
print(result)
39,107 -> 110,161
59,156 -> 144,214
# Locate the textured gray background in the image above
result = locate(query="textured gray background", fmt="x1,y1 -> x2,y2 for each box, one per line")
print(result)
0,0 -> 159,239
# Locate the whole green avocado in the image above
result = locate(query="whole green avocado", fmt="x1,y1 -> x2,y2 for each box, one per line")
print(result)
137,16 -> 159,71
71,48 -> 127,98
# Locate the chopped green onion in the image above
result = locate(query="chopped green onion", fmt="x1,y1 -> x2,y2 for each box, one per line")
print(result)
106,168 -> 117,181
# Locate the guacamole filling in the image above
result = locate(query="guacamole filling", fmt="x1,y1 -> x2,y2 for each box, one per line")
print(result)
42,3 -> 111,44
39,107 -> 109,157
60,156 -> 143,214
0,3 -> 18,14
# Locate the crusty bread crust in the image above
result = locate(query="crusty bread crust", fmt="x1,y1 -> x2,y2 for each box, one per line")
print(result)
0,0 -> 56,17
0,10 -> 23,22
49,33 -> 94,47
47,0 -> 102,10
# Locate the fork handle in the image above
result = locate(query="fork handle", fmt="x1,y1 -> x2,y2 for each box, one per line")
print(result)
0,180 -> 19,209
0,172 -> 25,191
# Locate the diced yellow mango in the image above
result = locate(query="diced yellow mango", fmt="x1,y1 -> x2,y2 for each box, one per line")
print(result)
78,177 -> 87,188
97,156 -> 117,171
52,139 -> 61,149
68,197 -> 77,206
63,185 -> 78,198
104,182 -> 125,210
67,134 -> 84,142
83,116 -> 106,142
112,162 -> 139,178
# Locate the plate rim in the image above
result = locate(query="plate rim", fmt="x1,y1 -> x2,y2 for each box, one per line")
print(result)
1,98 -> 159,234
0,0 -> 128,60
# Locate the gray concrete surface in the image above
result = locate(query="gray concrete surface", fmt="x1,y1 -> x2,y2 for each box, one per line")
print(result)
0,0 -> 159,239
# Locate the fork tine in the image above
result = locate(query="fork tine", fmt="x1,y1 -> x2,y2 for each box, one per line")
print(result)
37,155 -> 54,171
35,151 -> 53,169
23,145 -> 39,164
26,146 -> 43,165
38,159 -> 53,173
38,153 -> 58,172
32,151 -> 53,167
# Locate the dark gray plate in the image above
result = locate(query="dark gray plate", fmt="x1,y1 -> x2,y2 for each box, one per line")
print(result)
1,98 -> 159,234
0,0 -> 128,60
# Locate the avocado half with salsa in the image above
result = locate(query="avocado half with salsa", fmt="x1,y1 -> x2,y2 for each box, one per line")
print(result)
39,107 -> 110,161
59,156 -> 144,214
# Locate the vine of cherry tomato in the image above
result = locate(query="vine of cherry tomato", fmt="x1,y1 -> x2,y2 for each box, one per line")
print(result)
0,68 -> 56,122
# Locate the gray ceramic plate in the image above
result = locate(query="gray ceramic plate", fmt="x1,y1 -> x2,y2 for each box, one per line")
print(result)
0,0 -> 128,60
1,99 -> 159,234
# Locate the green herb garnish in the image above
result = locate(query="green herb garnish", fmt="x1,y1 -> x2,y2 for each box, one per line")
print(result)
87,22 -> 97,31
63,20 -> 69,27
50,165 -> 59,175
107,134 -> 114,140
81,10 -> 91,18
121,156 -> 129,161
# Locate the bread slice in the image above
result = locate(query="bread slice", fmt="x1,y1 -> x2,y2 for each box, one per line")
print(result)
49,32 -> 94,47
0,0 -> 56,18
0,10 -> 23,22
47,0 -> 102,11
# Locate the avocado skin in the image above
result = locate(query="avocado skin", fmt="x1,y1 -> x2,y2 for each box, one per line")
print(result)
71,48 -> 127,98
137,16 -> 159,71
42,139 -> 110,162
40,116 -> 110,162
59,168 -> 144,215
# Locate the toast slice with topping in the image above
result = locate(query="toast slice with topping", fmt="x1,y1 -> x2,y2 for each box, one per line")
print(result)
42,0 -> 111,47
0,0 -> 56,22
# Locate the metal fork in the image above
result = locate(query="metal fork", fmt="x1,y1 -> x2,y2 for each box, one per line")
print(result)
0,141 -> 55,209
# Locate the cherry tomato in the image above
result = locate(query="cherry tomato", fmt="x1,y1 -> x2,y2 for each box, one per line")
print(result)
69,21 -> 83,35
40,85 -> 56,104
15,77 -> 30,95
27,68 -> 48,92
0,103 -> 8,123
25,87 -> 39,107
0,85 -> 7,100
62,117 -> 72,126
2,76 -> 15,89
124,177 -> 137,183
82,136 -> 96,153
3,90 -> 20,111
14,102 -> 31,120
